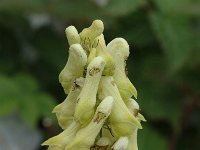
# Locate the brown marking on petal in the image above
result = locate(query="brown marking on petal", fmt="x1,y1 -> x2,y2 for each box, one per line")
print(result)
71,80 -> 81,91
133,109 -> 139,117
76,98 -> 80,103
83,67 -> 87,77
89,67 -> 101,76
93,112 -> 106,123
125,67 -> 128,76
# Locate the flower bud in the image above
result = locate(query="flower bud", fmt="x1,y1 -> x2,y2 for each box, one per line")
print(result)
74,56 -> 105,125
107,38 -> 137,100
65,26 -> 80,46
59,44 -> 87,94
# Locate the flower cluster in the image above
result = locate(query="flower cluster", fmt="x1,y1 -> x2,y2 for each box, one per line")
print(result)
42,20 -> 146,150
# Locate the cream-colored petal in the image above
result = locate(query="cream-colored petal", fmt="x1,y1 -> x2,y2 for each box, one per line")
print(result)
138,113 -> 146,122
80,20 -> 104,52
99,76 -> 142,138
80,20 -> 104,42
53,77 -> 84,129
86,48 -> 97,66
65,26 -> 80,46
59,44 -> 87,94
42,121 -> 80,148
111,137 -> 129,150
95,34 -> 115,76
107,38 -> 137,100
94,137 -> 111,150
127,128 -> 138,150
74,56 -> 105,125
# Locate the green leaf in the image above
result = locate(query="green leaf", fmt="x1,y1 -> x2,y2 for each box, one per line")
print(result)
0,75 -> 19,116
153,0 -> 200,16
105,0 -> 147,16
0,74 -> 56,127
18,95 -> 40,127
149,12 -> 195,72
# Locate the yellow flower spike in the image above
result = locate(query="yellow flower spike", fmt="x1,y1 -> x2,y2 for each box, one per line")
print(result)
59,44 -> 87,94
80,20 -> 104,52
93,137 -> 111,150
107,38 -> 137,100
95,34 -> 115,76
111,137 -> 129,150
42,121 -> 80,149
65,26 -> 80,46
74,56 -> 105,125
42,19 -> 145,150
53,77 -> 85,129
65,96 -> 114,150
99,76 -> 142,137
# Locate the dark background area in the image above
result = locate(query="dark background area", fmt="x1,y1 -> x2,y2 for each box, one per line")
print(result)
0,0 -> 200,150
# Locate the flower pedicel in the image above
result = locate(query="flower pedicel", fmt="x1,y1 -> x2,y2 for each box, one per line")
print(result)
42,20 -> 145,150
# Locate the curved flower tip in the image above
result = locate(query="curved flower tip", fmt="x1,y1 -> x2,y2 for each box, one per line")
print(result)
138,113 -> 146,122
41,121 -> 80,148
80,19 -> 104,43
52,102 -> 63,113
107,38 -> 130,58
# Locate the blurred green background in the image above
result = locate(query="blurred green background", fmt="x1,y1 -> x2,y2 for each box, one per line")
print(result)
0,0 -> 200,150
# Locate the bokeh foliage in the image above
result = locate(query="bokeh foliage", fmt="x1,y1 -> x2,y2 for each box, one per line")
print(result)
0,0 -> 200,150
